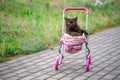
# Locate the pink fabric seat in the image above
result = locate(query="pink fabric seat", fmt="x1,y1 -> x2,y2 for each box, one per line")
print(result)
60,33 -> 86,54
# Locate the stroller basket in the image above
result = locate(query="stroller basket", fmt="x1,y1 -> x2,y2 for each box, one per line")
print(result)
64,44 -> 82,53
60,33 -> 86,53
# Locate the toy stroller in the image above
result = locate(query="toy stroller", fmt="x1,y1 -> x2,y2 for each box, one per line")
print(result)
54,7 -> 91,71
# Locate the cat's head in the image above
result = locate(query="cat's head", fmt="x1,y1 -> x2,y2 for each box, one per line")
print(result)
65,17 -> 78,30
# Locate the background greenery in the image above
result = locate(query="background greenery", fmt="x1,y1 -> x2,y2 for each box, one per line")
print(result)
0,0 -> 120,62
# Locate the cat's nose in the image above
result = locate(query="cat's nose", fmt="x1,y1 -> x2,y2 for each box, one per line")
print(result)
70,21 -> 73,24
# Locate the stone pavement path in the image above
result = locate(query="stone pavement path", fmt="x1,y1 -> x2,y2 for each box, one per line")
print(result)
0,27 -> 120,80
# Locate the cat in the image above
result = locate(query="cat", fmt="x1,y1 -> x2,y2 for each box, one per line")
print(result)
65,17 -> 88,36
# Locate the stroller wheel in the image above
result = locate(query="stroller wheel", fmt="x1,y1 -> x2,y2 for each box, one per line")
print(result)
86,59 -> 89,71
55,57 -> 59,70
88,54 -> 91,65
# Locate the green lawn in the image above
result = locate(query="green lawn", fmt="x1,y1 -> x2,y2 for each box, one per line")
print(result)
0,0 -> 120,62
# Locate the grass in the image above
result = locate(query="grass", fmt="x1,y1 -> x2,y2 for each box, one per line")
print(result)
0,0 -> 120,62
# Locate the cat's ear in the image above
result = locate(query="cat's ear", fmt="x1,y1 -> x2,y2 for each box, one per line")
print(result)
64,17 -> 69,21
74,17 -> 78,21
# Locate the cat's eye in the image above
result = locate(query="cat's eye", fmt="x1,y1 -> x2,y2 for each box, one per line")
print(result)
73,23 -> 75,25
68,22 -> 71,24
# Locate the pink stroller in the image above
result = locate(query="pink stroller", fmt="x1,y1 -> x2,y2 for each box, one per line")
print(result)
54,7 -> 91,71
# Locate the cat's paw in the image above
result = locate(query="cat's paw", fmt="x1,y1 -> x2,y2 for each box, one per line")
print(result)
71,32 -> 80,36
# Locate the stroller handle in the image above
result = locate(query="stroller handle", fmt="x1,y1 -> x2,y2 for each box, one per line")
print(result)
63,7 -> 89,14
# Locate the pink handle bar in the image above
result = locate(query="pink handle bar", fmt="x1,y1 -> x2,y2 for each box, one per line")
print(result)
63,7 -> 89,14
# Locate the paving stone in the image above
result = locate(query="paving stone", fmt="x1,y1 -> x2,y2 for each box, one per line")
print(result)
46,70 -> 60,76
21,62 -> 35,67
0,66 -> 9,71
0,69 -> 14,75
19,59 -> 33,64
30,71 -> 46,77
13,69 -> 27,74
45,78 -> 58,80
11,64 -> 28,70
99,78 -> 110,80
51,73 -> 66,79
96,70 -> 109,76
93,61 -> 102,66
116,66 -> 120,70
35,74 -> 52,80
87,74 -> 103,80
102,74 -> 116,80
113,75 -> 120,80
97,62 -> 110,68
35,62 -> 47,66
7,62 -> 22,67
110,61 -> 120,67
42,67 -> 54,73
0,76 -> 4,80
60,77 -> 73,80
65,72 -> 81,79
27,68 -> 42,73
59,66 -> 70,71
0,63 -> 7,68
104,59 -> 116,64
75,67 -> 86,74
1,73 -> 17,79
5,76 -> 20,80
17,72 -> 32,78
70,65 -> 82,70
91,67 -> 102,72
97,57 -> 108,62
20,75 -> 36,80
104,65 -> 116,71
31,59 -> 42,63
81,71 -> 95,77
113,78 -> 120,80
63,69 -> 75,74
73,76 -> 87,80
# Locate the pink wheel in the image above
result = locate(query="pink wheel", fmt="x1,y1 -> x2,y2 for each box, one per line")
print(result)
55,57 -> 59,70
86,59 -> 89,71
88,54 -> 91,65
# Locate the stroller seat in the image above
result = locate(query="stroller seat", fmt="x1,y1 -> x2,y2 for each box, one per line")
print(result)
60,33 -> 86,53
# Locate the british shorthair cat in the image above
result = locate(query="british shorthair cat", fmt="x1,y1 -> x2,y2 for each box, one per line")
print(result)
65,17 -> 88,36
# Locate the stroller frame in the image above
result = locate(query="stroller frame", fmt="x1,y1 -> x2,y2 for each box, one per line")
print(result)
55,7 -> 91,71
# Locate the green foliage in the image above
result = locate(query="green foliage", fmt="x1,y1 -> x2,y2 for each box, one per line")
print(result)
5,39 -> 21,57
0,0 -> 120,62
